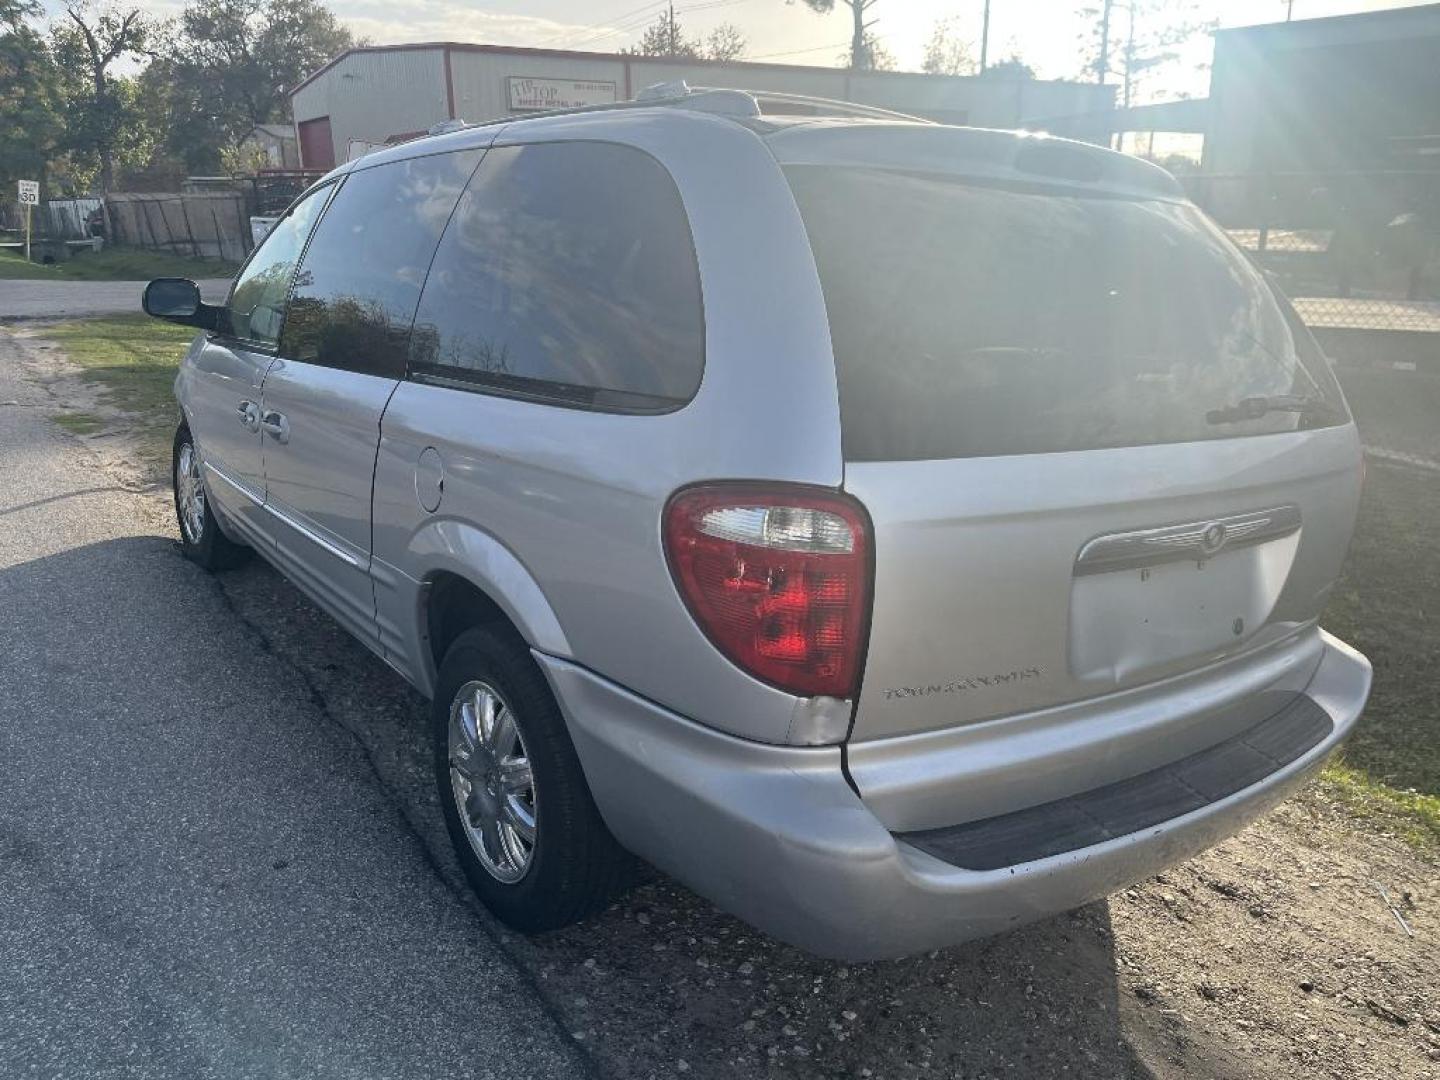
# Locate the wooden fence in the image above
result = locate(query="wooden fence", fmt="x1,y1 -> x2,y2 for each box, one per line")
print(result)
105,191 -> 251,263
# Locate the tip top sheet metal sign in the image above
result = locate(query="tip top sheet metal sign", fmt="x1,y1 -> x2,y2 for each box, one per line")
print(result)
507,76 -> 617,113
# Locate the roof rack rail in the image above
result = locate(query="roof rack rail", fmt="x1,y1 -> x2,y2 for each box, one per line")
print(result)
732,88 -> 935,124
635,81 -> 762,118
637,81 -> 934,124
394,80 -> 936,143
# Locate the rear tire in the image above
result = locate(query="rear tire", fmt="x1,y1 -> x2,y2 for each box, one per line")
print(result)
173,422 -> 250,571
434,625 -> 632,932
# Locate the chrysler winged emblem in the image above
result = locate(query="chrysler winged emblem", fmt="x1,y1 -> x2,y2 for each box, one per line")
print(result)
1074,506 -> 1302,576
1199,522 -> 1228,556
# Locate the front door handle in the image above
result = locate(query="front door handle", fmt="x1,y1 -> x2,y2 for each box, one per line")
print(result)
259,410 -> 289,444
237,399 -> 260,432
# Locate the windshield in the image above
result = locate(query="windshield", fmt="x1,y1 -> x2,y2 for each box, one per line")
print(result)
784,165 -> 1348,461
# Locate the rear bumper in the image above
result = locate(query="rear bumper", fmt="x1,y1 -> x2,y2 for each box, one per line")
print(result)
538,630 -> 1370,961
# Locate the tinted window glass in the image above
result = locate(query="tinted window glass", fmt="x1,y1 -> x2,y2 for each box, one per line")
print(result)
226,183 -> 330,347
409,142 -> 704,409
784,166 -> 1347,461
280,151 -> 481,377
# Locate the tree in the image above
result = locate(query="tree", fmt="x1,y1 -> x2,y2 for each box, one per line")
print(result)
0,8 -> 64,194
2,0 -> 40,29
622,7 -> 747,62
922,16 -> 974,76
845,30 -> 893,71
1076,0 -> 1215,106
979,55 -> 1035,79
702,23 -> 747,62
155,0 -> 352,172
623,7 -> 698,58
50,3 -> 151,193
796,0 -> 882,72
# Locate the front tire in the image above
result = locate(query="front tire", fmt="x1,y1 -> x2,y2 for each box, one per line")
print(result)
173,422 -> 249,571
434,625 -> 631,932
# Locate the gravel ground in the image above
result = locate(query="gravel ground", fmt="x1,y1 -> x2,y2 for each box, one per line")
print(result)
2,326 -> 1437,1079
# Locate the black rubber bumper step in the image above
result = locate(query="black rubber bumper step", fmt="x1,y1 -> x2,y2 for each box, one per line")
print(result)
899,693 -> 1333,872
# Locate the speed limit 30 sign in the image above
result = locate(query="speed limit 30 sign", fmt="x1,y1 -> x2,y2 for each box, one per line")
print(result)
17,180 -> 39,205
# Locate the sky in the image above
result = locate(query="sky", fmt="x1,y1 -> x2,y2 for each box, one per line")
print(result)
40,0 -> 1438,103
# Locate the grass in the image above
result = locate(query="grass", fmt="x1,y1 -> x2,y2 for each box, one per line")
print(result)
50,411 -> 106,435
1317,454 -> 1440,855
39,314 -> 196,469
0,245 -> 238,282
1316,760 -> 1440,854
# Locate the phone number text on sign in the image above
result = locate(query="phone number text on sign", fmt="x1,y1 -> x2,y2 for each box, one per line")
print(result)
507,77 -> 617,112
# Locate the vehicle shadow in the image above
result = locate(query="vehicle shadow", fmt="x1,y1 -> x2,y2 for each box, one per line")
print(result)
23,535 -> 1255,1079
207,547 -> 1242,1080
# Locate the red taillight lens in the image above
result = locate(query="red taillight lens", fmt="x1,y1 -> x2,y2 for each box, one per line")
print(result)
663,484 -> 872,699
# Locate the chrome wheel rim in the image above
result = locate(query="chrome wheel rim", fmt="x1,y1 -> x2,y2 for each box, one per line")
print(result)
176,441 -> 205,544
448,680 -> 537,883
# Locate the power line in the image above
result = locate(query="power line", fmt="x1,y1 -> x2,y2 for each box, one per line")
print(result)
678,0 -> 753,12
743,39 -> 850,61
564,0 -> 752,52
564,12 -> 669,50
553,0 -> 668,49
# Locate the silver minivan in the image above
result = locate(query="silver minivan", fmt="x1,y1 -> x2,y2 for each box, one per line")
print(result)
144,87 -> 1371,961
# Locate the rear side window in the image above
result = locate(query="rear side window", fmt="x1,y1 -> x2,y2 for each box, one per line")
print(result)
408,141 -> 704,411
279,150 -> 482,377
784,166 -> 1347,461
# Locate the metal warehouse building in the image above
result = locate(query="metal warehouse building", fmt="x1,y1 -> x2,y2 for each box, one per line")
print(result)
288,43 -> 1115,169
1204,3 -> 1440,175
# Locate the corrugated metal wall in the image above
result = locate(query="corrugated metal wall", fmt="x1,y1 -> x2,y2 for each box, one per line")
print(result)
292,46 -> 1114,158
450,52 -> 627,124
291,48 -> 450,167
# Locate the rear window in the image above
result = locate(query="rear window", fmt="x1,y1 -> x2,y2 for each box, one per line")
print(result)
784,165 -> 1347,461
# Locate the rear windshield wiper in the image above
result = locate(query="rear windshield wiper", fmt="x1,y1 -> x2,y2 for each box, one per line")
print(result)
1206,394 -> 1343,425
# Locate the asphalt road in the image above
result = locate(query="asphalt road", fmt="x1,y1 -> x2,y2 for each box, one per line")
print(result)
0,354 -> 588,1076
0,278 -> 232,320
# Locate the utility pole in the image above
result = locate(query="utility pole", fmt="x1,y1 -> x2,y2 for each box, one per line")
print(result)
668,0 -> 678,54
850,0 -> 867,71
1122,0 -> 1135,109
1285,0 -> 1294,20
1097,0 -> 1113,84
980,0 -> 992,72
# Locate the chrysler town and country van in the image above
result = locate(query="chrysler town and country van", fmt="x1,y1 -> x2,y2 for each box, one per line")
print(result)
142,86 -> 1371,960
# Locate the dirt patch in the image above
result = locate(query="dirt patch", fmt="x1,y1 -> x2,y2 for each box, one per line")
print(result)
6,326 -> 1439,1079
1,324 -> 176,495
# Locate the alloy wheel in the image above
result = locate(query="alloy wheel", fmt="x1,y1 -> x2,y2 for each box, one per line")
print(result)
176,441 -> 206,544
448,680 -> 537,883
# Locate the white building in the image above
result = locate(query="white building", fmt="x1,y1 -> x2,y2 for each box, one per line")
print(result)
289,43 -> 1115,170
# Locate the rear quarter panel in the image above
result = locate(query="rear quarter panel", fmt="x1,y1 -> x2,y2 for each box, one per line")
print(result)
371,112 -> 845,742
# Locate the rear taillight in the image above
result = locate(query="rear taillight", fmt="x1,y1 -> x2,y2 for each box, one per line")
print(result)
663,484 -> 872,699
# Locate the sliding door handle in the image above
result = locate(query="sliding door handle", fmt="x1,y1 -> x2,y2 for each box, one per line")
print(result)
259,410 -> 289,444
236,400 -> 260,432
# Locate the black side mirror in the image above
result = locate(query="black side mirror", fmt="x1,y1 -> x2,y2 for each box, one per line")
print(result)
143,277 -> 221,330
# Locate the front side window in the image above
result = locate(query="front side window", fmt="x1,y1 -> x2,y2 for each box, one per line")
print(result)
226,182 -> 331,347
279,150 -> 482,377
784,165 -> 1348,461
408,141 -> 704,410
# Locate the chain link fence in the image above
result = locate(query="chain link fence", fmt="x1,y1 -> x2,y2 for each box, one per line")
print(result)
1183,170 -> 1440,333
